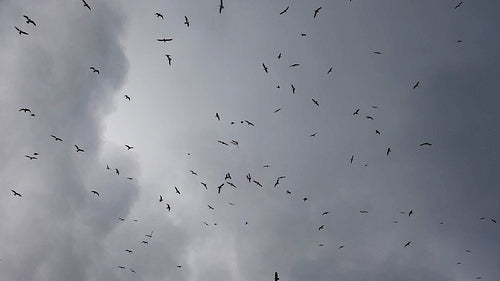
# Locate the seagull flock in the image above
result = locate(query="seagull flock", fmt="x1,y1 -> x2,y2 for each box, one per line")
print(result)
5,1 -> 498,280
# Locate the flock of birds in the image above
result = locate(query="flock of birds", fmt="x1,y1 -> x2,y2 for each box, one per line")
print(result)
6,0 -> 497,280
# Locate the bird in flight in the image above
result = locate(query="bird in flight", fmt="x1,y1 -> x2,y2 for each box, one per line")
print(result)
130,269 -> 136,273
413,81 -> 420,89
339,245 -> 345,249
23,15 -> 36,26
246,173 -> 251,182
174,186 -> 181,194
327,67 -> 333,74
157,38 -> 173,42
219,0 -> 224,14
82,0 -> 91,10
145,231 -> 153,238
117,266 -> 126,269
353,108 -> 360,115
278,53 -> 282,59
208,204 -> 214,210
200,182 -> 207,190
91,190 -> 99,196
25,155 -> 37,160
124,94 -> 131,101
14,26 -> 28,35
217,183 -> 224,194
404,241 -> 412,247
11,190 -> 22,197
166,204 -> 171,211
274,108 -> 281,113
74,145 -> 84,152
312,99 -> 319,106
125,249 -> 133,253
155,12 -> 164,19
19,107 -> 31,113
215,112 -> 220,120
350,155 -> 354,164
289,63 -> 300,67
190,170 -> 198,176
322,211 -> 330,215
141,241 -> 149,244
115,168 -> 120,175
373,51 -> 382,55
360,210 -> 368,214
262,63 -> 269,73
89,67 -> 99,74
253,180 -> 263,187
217,140 -> 228,146
159,195 -> 163,202
455,2 -> 463,9
275,272 -> 279,281
318,225 -> 325,230
184,16 -> 190,27
419,142 -> 432,146
225,173 -> 231,180
314,7 -> 322,18
366,116 -> 374,120
291,84 -> 296,94
279,6 -> 289,15
227,182 -> 237,188
376,130 -> 381,135
125,145 -> 134,150
310,132 -> 318,137
386,147 -> 391,155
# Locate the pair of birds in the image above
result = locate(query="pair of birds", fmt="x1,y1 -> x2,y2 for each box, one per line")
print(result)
278,6 -> 322,18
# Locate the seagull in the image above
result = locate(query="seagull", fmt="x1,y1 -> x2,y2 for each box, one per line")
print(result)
11,190 -> 22,197
201,182 -> 207,189
275,272 -> 279,281
419,142 -> 432,146
386,147 -> 391,156
227,182 -> 237,188
274,108 -> 282,113
327,67 -> 333,74
339,245 -> 345,249
350,155 -> 354,164
286,190 -> 292,194
289,63 -> 300,67
215,112 -> 220,120
177,265 -> 182,268
184,16 -> 190,27
322,211 -> 330,215
360,210 -> 368,214
366,116 -> 374,120
413,81 -> 420,89
465,250 -> 471,253
219,0 -> 224,14
157,38 -> 173,42
312,99 -> 319,106
155,12 -> 164,19
74,145 -> 84,152
91,190 -> 99,196
291,84 -> 295,94
277,53 -> 282,59
455,2 -> 463,9
353,108 -> 360,115
246,173 -> 251,182
117,266 -> 126,269
125,145 -> 134,150
208,204 -> 214,210
279,6 -> 289,15
159,195 -> 163,202
106,165 -> 110,170
374,51 -> 382,55
301,33 -> 307,37
313,7 -> 322,18
124,95 -> 131,101
217,140 -> 228,146
141,241 -> 149,244
130,269 -> 136,273
145,231 -> 153,238
409,210 -> 413,217
23,15 -> 36,26
310,132 -> 318,137
166,204 -> 171,211
82,0 -> 91,10
492,218 -> 497,223
376,130 -> 381,135
115,168 -> 119,175
174,186 -> 181,194
318,225 -> 325,230
25,155 -> 37,160
217,183 -> 224,194
19,108 -> 31,113
262,63 -> 269,73
125,249 -> 133,253
253,180 -> 263,187
244,120 -> 255,126
225,173 -> 231,180
404,241 -> 412,247
89,67 -> 99,74
318,244 -> 324,247
14,26 -> 28,35
190,170 -> 198,176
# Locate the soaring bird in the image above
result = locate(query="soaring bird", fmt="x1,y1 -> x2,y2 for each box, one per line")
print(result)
353,108 -> 360,115
350,155 -> 354,164
374,51 -> 382,55
11,190 -> 22,197
275,272 -> 279,281
201,182 -> 207,189
130,269 -> 136,273
166,204 -> 171,211
155,12 -> 164,19
25,155 -> 37,160
376,130 -> 381,135
291,84 -> 296,94
318,225 -> 325,230
274,108 -> 282,113
225,173 -> 231,180
159,195 -> 163,202
322,211 -> 330,215
125,145 -> 134,150
74,145 -> 84,152
339,245 -> 345,249
124,94 -> 131,101
409,210 -> 413,217
117,266 -> 126,269
278,53 -> 282,59
89,67 -> 99,74
244,120 -> 255,126
310,132 -> 318,137
301,33 -> 307,37
404,241 -> 412,247
145,231 -> 153,238
125,249 -> 133,253
366,116 -> 374,120
174,186 -> 181,194
303,197 -> 308,201
262,63 -> 269,73
157,38 -> 173,42
184,16 -> 190,27
208,204 -> 214,210
217,183 -> 224,194
360,210 -> 368,214
279,6 -> 289,15
215,112 -> 220,120
118,217 -> 125,221
91,190 -> 99,196
19,108 -> 31,113
455,2 -> 463,9
246,173 -> 251,182
23,15 -> 36,26
491,218 -> 496,223
217,140 -> 228,146
289,63 -> 300,67
82,0 -> 91,10
141,241 -> 149,244
115,168 -> 120,175
227,182 -> 237,188
312,99 -> 319,106
253,180 -> 263,187
230,140 -> 239,147
313,7 -> 322,18
190,170 -> 198,176
327,67 -> 333,74
386,147 -> 391,155
413,81 -> 420,89
14,26 -> 28,35
419,142 -> 432,146
219,0 -> 224,14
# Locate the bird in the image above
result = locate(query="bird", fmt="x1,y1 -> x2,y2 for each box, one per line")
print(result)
318,244 -> 324,247
246,173 -> 251,182
455,2 -> 463,9
262,63 -> 269,73
155,12 -> 164,19
353,108 -> 360,115
301,33 -> 307,37
215,112 -> 220,120
492,218 -> 497,223
118,218 -> 125,221
141,241 -> 149,244
279,6 -> 289,15
339,245 -> 345,249
409,210 -> 413,217
274,108 -> 282,113
145,231 -> 153,238
117,266 -> 126,269
253,180 -> 263,187
106,165 -> 110,170
275,272 -> 279,281
386,147 -> 391,156
89,67 -> 99,74
190,170 -> 198,176
157,38 -> 173,42
312,99 -> 319,106
184,16 -> 190,27
322,211 -> 330,215
159,195 -> 163,202
208,205 -> 214,210
217,183 -> 224,194
177,265 -> 182,268
174,186 -> 181,194
291,84 -> 296,94
350,155 -> 354,164
219,0 -> 224,14
82,0 -> 91,10
19,108 -> 31,113
313,7 -> 322,18
413,81 -> 420,89
11,190 -> 22,197
318,225 -> 325,230
303,197 -> 308,202
218,140 -> 228,146
289,63 -> 300,67
124,94 -> 131,101
360,210 -> 368,214
23,15 -> 36,26
74,145 -> 84,152
286,190 -> 292,194
201,182 -> 207,189
225,173 -> 231,180
130,269 -> 136,273
327,67 -> 333,74
227,182 -> 237,188
164,54 -> 173,66
91,190 -> 99,196
374,51 -> 382,55
419,142 -> 432,146
404,241 -> 412,247
376,130 -> 381,135
310,132 -> 317,137
263,164 -> 270,168
25,155 -> 37,160
277,53 -> 282,59
465,250 -> 471,253
366,115 -> 374,120
125,249 -> 133,253
115,168 -> 120,175
166,204 -> 171,211
125,145 -> 134,150
14,26 -> 28,35
244,120 -> 255,126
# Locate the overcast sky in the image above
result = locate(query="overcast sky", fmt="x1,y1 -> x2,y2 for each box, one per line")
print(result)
0,0 -> 499,280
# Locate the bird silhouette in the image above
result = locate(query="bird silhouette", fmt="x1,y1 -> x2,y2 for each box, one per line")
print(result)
145,231 -> 153,238
130,268 -> 136,273
141,241 -> 149,244
208,204 -> 214,210
166,204 -> 171,211
174,186 -> 181,194
322,211 -> 330,215
225,173 -> 231,180
312,99 -> 319,106
159,195 -> 163,202
23,15 -> 36,26
310,132 -> 318,137
184,16 -> 190,27
409,210 -> 413,217
387,147 -> 391,155
374,51 -> 382,54
318,225 -> 325,230
157,38 -> 173,42
155,12 -> 164,19
275,272 -> 279,281
291,84 -> 296,94
360,210 -> 368,214
117,266 -> 126,269
366,116 -> 374,120
89,67 -> 99,74
274,108 -> 282,113
125,145 -> 134,150
339,245 -> 345,249
217,183 -> 224,194
313,7 -> 322,18
218,140 -> 228,146
201,182 -> 207,189
124,94 -> 131,101
289,63 -> 300,67
419,142 -> 432,146
353,108 -> 360,115
11,190 -> 22,197
279,6 -> 289,15
91,190 -> 99,196
115,168 -> 120,175
82,0 -> 91,10
25,155 -> 37,160
215,112 -> 220,120
19,108 -> 31,113
227,182 -> 237,188
74,145 -> 84,152
455,2 -> 463,9
125,249 -> 133,253
246,173 -> 251,182
413,81 -> 420,89
262,63 -> 269,73
404,241 -> 412,247
327,67 -> 333,74
219,0 -> 224,14
376,130 -> 381,135
190,170 -> 198,176
14,26 -> 28,35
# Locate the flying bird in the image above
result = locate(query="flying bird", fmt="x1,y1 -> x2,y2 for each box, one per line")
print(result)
89,67 -> 99,74
274,108 -> 282,113
404,241 -> 412,247
409,210 -> 413,217
74,145 -> 84,152
25,155 -> 37,160
246,173 -> 251,182
117,266 -> 126,269
350,155 -> 354,164
219,0 -> 224,14
91,190 -> 99,196
301,33 -> 307,37
322,211 -> 330,215
23,15 -> 36,26
166,204 -> 171,211
289,63 -> 300,67
318,225 -> 325,230
291,84 -> 296,94
217,140 -> 228,146
312,99 -> 319,106
253,180 -> 262,187
82,0 -> 91,10
353,108 -> 360,115
277,53 -> 282,59
366,115 -> 374,120
413,81 -> 420,89
11,190 -> 22,197
313,7 -> 322,18
360,210 -> 368,214
157,38 -> 173,42
244,120 -> 255,126
225,173 -> 231,180
386,147 -> 391,156
155,12 -> 164,19
215,112 -> 220,120
327,67 -> 333,74
419,142 -> 432,146
14,26 -> 28,35
159,195 -> 163,202
125,145 -> 134,150
339,245 -> 345,249
217,183 -> 224,194
130,269 -> 136,273
184,16 -> 190,27
376,130 -> 381,135
141,241 -> 149,244
115,168 -> 119,175
174,186 -> 181,194
124,94 -> 131,101
310,132 -> 318,137
455,2 -> 463,9
374,51 -> 382,54
275,272 -> 279,281
492,218 -> 497,223
262,63 -> 269,73
279,6 -> 289,15
145,231 -> 153,238
201,182 -> 207,189
125,249 -> 133,253
190,170 -> 198,176
19,108 -> 31,113
303,197 -> 308,201
208,204 -> 214,210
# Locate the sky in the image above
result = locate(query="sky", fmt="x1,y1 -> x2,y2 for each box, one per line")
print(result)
0,0 -> 499,280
